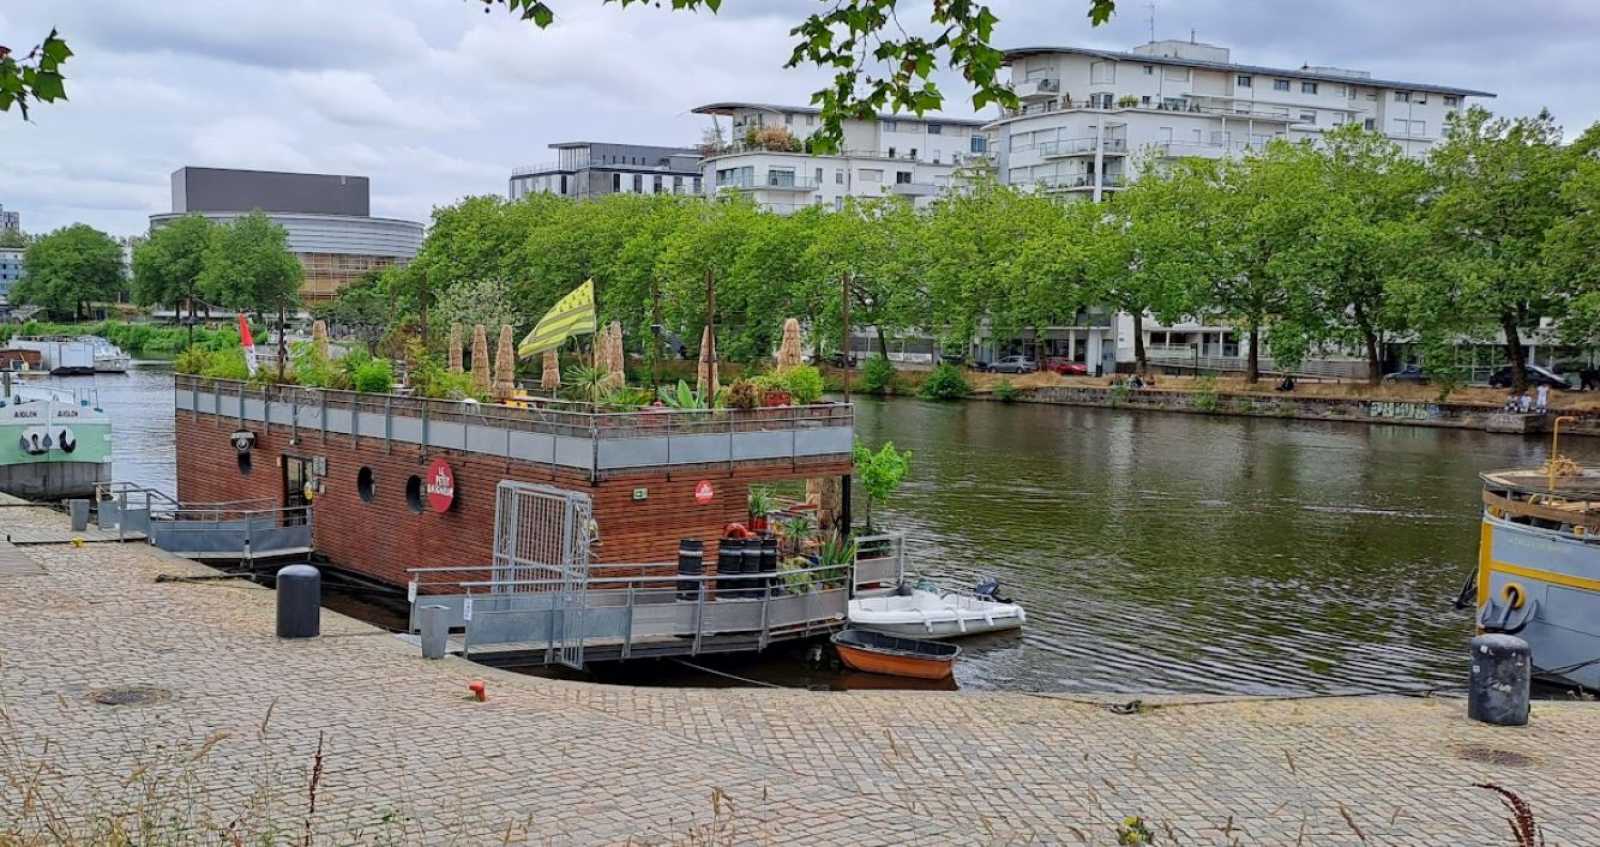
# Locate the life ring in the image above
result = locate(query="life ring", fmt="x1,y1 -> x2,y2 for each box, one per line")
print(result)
1500,581 -> 1527,610
723,522 -> 752,539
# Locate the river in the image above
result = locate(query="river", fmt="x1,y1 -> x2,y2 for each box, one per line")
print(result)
67,366 -> 1589,695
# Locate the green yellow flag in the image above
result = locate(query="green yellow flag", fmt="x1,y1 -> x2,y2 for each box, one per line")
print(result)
518,279 -> 597,358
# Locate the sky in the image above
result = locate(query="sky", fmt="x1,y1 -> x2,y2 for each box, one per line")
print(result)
3,0 -> 1596,237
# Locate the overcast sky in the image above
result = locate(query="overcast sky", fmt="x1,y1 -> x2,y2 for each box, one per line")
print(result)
3,1 -> 1596,236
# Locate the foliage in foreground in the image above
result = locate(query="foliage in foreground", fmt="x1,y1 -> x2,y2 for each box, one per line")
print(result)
853,439 -> 912,532
918,363 -> 970,401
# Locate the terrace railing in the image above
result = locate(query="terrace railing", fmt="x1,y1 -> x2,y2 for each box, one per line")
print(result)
174,375 -> 854,480
93,480 -> 313,559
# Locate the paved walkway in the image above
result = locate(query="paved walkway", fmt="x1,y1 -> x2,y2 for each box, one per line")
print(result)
1,496 -> 1597,845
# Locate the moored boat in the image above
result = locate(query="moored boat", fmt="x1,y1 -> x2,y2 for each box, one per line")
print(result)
1476,433 -> 1600,691
0,383 -> 114,499
7,336 -> 129,375
832,628 -> 960,680
848,580 -> 1026,639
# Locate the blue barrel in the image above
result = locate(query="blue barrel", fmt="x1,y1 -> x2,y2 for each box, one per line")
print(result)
1468,633 -> 1531,726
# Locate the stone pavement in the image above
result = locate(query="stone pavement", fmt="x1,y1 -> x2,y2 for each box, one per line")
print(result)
1,496 -> 1597,845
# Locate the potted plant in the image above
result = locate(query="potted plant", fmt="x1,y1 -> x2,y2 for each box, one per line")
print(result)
777,516 -> 812,556
747,486 -> 776,532
814,534 -> 857,591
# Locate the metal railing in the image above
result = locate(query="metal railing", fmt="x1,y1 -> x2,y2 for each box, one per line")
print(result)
1038,137 -> 1127,157
92,480 -> 312,559
175,375 -> 855,479
405,532 -> 908,661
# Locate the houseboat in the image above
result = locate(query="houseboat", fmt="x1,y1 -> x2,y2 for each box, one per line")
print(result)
172,374 -> 870,669
1477,463 -> 1600,691
0,381 -> 114,499
8,336 -> 130,375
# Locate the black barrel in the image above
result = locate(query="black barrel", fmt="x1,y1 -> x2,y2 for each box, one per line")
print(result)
677,538 -> 704,601
718,537 -> 745,597
1468,633 -> 1531,726
760,535 -> 779,594
741,539 -> 764,597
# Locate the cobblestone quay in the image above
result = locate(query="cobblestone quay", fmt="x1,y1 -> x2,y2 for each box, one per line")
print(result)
2,496 -> 1597,845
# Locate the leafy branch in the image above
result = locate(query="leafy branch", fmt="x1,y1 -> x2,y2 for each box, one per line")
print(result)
0,29 -> 72,119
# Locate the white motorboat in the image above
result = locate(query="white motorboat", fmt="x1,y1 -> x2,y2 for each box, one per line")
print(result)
848,582 -> 1026,640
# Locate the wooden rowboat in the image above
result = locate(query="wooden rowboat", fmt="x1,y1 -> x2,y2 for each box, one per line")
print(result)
831,628 -> 960,680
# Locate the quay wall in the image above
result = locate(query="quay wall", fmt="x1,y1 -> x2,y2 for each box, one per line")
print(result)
996,385 -> 1600,435
175,410 -> 850,587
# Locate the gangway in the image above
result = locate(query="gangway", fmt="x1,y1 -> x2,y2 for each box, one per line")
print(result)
93,482 -> 314,561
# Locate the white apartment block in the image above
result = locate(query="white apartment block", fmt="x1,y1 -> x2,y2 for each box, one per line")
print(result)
986,39 -> 1493,369
693,102 -> 990,214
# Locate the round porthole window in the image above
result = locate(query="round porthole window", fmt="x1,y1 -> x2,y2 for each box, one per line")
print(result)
357,467 -> 375,502
405,475 -> 423,513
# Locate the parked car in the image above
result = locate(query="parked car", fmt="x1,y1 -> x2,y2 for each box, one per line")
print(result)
1381,364 -> 1428,384
989,355 -> 1039,374
1044,356 -> 1088,376
1488,364 -> 1572,390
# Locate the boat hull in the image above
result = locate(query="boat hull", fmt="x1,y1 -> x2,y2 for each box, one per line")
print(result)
831,630 -> 959,680
1478,514 -> 1600,691
848,590 -> 1026,640
835,642 -> 955,679
0,461 -> 111,500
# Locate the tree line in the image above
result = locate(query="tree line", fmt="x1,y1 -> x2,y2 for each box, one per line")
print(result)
324,106 -> 1596,391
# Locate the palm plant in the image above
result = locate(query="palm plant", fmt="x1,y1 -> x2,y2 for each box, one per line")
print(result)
563,364 -> 609,405
657,379 -> 710,410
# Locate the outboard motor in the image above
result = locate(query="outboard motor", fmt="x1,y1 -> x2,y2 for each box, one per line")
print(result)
973,576 -> 1013,604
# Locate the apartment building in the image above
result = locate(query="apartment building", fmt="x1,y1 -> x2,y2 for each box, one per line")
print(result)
693,102 -> 990,214
509,142 -> 703,201
0,204 -> 19,234
0,247 -> 23,305
987,39 -> 1493,369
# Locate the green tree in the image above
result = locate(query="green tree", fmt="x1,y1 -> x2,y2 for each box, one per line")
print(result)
0,29 -> 71,119
310,269 -> 392,353
1266,126 -> 1428,384
132,214 -> 215,318
852,439 -> 911,532
0,229 -> 28,249
1543,123 -> 1600,347
12,223 -> 124,320
1420,106 -> 1571,392
199,211 -> 303,379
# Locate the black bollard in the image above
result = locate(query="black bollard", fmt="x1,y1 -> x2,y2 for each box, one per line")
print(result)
276,564 -> 321,639
1468,633 -> 1531,726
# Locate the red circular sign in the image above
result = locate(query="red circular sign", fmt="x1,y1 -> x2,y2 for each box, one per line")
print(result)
693,479 -> 714,504
425,458 -> 455,513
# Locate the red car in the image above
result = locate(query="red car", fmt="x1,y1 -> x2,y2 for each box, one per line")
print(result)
1044,357 -> 1088,375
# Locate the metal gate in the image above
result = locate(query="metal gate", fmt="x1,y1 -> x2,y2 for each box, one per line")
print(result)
491,481 -> 595,669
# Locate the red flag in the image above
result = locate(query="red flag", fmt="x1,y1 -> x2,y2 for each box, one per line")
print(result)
237,314 -> 259,377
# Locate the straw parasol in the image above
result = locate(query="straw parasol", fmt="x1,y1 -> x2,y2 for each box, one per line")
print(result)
604,321 -> 626,391
540,349 -> 560,390
776,318 -> 803,368
696,325 -> 718,399
311,320 -> 329,360
471,324 -> 491,395
448,323 -> 464,373
493,325 -> 515,401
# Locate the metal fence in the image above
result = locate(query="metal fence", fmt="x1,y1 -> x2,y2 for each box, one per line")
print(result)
92,481 -> 313,560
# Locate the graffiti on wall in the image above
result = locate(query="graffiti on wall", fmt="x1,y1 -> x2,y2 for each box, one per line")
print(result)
1365,401 -> 1441,421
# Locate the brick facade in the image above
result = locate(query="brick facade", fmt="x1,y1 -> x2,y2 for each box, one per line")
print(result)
175,410 -> 850,587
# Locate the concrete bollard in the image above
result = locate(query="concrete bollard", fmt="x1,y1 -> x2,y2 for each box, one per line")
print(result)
275,564 -> 321,639
1468,633 -> 1531,726
420,604 -> 448,659
67,499 -> 90,531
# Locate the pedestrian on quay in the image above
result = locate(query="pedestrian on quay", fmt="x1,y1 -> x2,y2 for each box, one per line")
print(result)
1519,392 -> 1534,414
1537,383 -> 1550,413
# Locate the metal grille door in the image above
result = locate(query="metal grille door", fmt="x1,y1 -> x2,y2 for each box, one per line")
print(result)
491,481 -> 594,669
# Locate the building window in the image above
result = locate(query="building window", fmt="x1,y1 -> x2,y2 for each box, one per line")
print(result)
692,177 -> 701,193
1236,74 -> 1252,88
357,467 -> 375,502
928,123 -> 942,135
887,146 -> 896,158
1141,95 -> 1151,106
1443,94 -> 1460,107
785,113 -> 793,124
882,120 -> 898,132
405,475 -> 424,513
612,173 -> 621,192
806,115 -> 815,126
835,168 -> 844,184
653,175 -> 663,193
1273,79 -> 1291,92
1091,61 -> 1115,84
814,167 -> 823,184
834,197 -> 844,210
559,174 -> 568,194
1364,118 -> 1376,130
909,148 -> 917,159
1142,64 -> 1154,75
633,174 -> 643,192
970,136 -> 986,153
1299,111 -> 1316,124
813,194 -> 822,206
896,171 -> 913,184
859,169 -> 882,183
1302,81 -> 1319,94
1394,91 -> 1410,102
672,176 -> 682,193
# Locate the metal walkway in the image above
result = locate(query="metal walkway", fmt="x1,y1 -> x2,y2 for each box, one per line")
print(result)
93,482 -> 313,562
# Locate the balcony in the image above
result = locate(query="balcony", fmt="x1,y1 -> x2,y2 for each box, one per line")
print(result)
1038,137 -> 1128,158
1013,77 -> 1061,101
889,181 -> 940,197
759,174 -> 822,192
1156,139 -> 1268,159
1038,173 -> 1125,192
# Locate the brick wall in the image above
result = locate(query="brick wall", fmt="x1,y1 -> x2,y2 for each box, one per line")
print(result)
176,411 -> 850,587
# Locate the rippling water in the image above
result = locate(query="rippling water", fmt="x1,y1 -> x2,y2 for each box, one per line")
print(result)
62,368 -> 1592,694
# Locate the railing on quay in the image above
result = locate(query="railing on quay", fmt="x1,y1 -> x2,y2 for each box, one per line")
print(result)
92,480 -> 313,559
404,533 -> 906,662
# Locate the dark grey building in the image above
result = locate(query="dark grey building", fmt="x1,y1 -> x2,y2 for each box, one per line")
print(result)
172,166 -> 370,216
510,142 -> 702,200
154,167 -> 421,301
